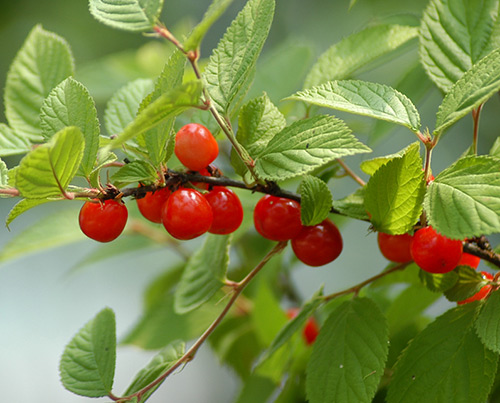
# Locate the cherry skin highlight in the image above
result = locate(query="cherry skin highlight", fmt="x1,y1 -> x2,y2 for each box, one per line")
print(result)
253,195 -> 302,241
161,188 -> 213,240
377,232 -> 413,263
204,186 -> 243,235
174,123 -> 219,171
457,271 -> 494,305
291,218 -> 343,267
79,199 -> 128,243
136,186 -> 171,223
410,226 -> 463,274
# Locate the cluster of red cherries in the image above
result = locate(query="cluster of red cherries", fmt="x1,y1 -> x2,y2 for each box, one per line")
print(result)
377,227 -> 494,304
78,123 -> 343,267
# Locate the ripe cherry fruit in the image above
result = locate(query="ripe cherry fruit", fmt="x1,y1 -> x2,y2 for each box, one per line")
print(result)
174,123 -> 219,171
253,195 -> 302,241
136,185 -> 171,224
204,186 -> 243,235
191,164 -> 222,190
79,199 -> 128,243
161,188 -> 213,240
286,308 -> 320,346
457,252 -> 481,269
410,226 -> 463,274
457,271 -> 494,305
292,218 -> 343,267
377,232 -> 413,263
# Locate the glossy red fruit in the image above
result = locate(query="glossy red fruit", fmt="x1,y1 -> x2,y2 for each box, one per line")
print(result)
457,252 -> 481,269
161,188 -> 213,240
253,195 -> 302,241
457,271 -> 494,305
377,232 -> 413,263
79,199 -> 128,243
291,218 -> 343,267
286,308 -> 320,346
136,186 -> 171,223
204,186 -> 243,235
175,123 -> 218,171
410,226 -> 463,274
191,164 -> 221,190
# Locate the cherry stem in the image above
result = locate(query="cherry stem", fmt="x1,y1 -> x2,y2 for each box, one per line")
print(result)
472,104 -> 483,155
336,158 -> 366,186
112,241 -> 287,402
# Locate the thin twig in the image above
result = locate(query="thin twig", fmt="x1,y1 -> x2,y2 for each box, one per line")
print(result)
336,158 -> 365,186
472,104 -> 483,155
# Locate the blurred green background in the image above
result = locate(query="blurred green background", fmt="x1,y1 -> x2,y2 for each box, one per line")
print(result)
1,0 -> 499,402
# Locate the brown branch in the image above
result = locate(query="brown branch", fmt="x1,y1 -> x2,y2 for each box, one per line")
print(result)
336,158 -> 365,186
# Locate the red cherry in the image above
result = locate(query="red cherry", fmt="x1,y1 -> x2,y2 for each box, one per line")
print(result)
457,271 -> 494,305
457,252 -> 480,269
161,188 -> 213,240
191,164 -> 221,190
377,232 -> 413,263
253,195 -> 302,241
136,186 -> 171,223
286,308 -> 320,346
410,226 -> 463,274
204,186 -> 243,235
79,199 -> 128,243
174,123 -> 218,171
291,218 -> 343,267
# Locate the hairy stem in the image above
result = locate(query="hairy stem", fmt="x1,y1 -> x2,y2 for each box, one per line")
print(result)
336,158 -> 366,186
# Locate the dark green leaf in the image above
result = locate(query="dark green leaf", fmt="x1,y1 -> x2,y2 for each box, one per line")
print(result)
476,290 -> 500,353
110,160 -> 157,187
234,375 -> 276,403
299,176 -> 333,226
444,266 -> 488,302
418,269 -> 459,292
332,188 -> 369,221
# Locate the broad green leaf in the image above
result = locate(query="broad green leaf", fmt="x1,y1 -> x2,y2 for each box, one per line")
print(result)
174,234 -> 230,314
306,298 -> 389,403
103,80 -> 202,151
490,137 -> 500,158
418,269 -> 458,292
424,155 -> 500,238
444,266 -> 487,302
104,78 -> 154,136
364,142 -> 425,234
110,160 -> 157,187
88,148 -> 117,189
476,290 -> 500,353
5,25 -> 74,142
0,159 -> 7,188
124,340 -> 185,401
420,0 -> 500,93
16,127 -> 84,198
299,176 -> 333,226
0,124 -> 31,156
60,308 -> 116,397
435,48 -> 500,135
203,0 -> 275,116
360,147 -> 408,176
231,93 -> 286,177
332,188 -> 369,221
289,80 -> 420,132
5,198 -> 53,227
255,115 -> 371,181
235,375 -> 276,403
40,77 -> 100,177
89,0 -> 164,32
304,24 -> 418,89
184,0 -> 234,51
387,305 -> 497,403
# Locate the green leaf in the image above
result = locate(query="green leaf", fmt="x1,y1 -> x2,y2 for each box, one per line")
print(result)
306,298 -> 389,403
0,159 -> 7,187
332,188 -> 369,221
184,0 -> 234,51
289,80 -> 420,133
110,160 -> 157,187
420,0 -> 500,93
476,290 -> 500,353
418,269 -> 458,292
255,115 -> 371,181
231,93 -> 286,177
0,124 -> 31,156
304,24 -> 418,88
435,48 -> 500,135
299,176 -> 333,226
387,305 -> 497,403
203,0 -> 275,116
5,198 -> 53,227
60,308 -> 116,397
104,78 -> 154,136
360,147 -> 408,176
490,137 -> 500,158
40,77 -> 100,177
89,0 -> 164,32
4,25 -> 74,142
174,234 -> 230,314
234,375 -> 276,403
103,80 -> 202,151
16,127 -> 84,198
424,155 -> 500,238
364,142 -> 425,234
444,266 -> 487,302
124,340 -> 185,401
